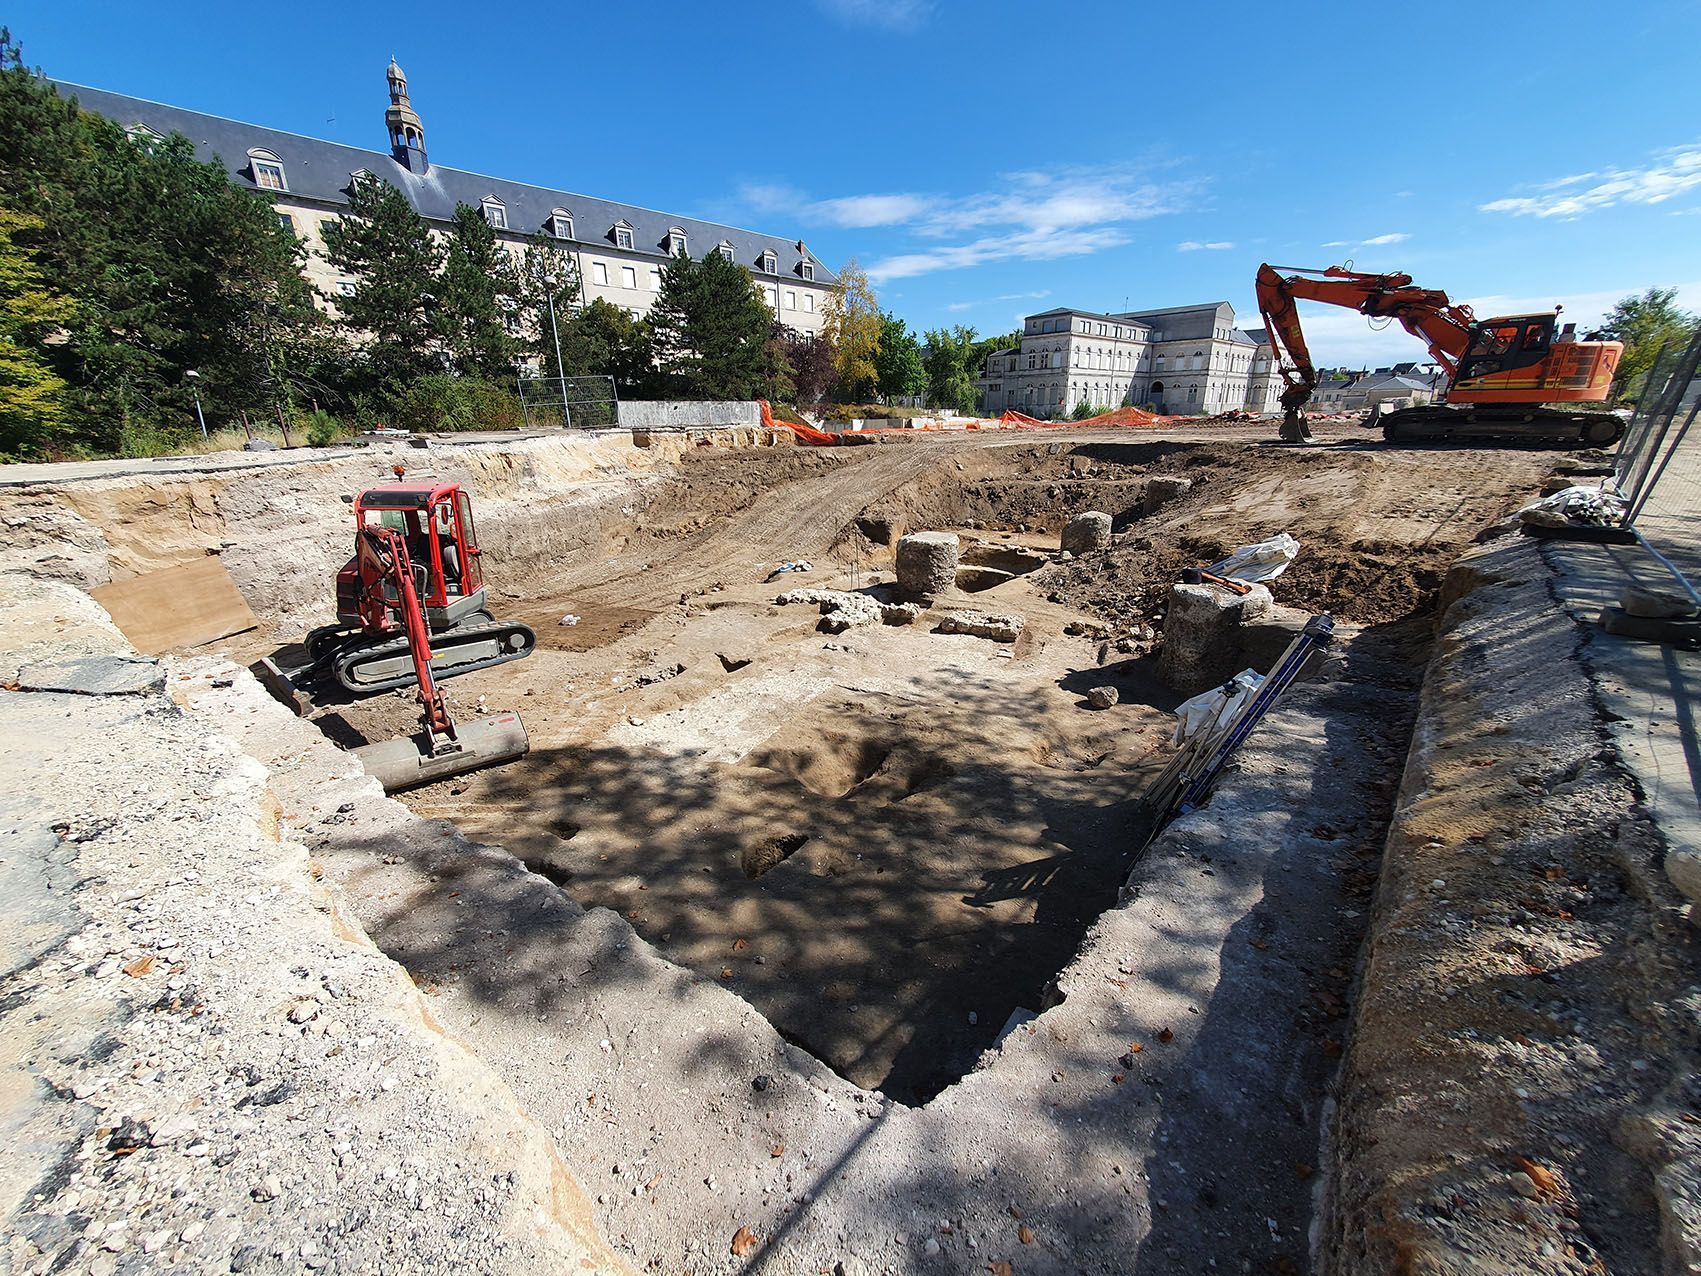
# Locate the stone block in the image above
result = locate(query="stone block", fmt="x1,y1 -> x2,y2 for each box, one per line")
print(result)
896,532 -> 960,601
936,610 -> 1024,642
1085,686 -> 1119,709
1143,476 -> 1193,517
1157,583 -> 1258,693
1061,511 -> 1112,554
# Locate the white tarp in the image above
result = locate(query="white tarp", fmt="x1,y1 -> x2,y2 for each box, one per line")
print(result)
1209,532 -> 1300,583
1172,669 -> 1264,745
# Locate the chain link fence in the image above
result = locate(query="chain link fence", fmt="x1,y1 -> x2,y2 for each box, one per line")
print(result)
515,375 -> 619,430
1613,324 -> 1701,599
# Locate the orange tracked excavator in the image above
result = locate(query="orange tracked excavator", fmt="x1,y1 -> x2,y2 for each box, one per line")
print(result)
1255,263 -> 1625,446
257,481 -> 534,792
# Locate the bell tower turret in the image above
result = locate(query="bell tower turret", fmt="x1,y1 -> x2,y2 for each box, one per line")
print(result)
384,58 -> 427,174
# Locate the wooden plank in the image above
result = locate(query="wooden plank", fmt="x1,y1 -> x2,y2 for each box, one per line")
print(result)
90,557 -> 257,654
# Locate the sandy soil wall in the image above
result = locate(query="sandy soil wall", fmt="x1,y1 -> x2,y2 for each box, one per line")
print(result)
0,428 -> 792,631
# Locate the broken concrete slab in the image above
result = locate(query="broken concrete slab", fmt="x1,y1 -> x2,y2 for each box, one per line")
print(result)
16,654 -> 165,696
1061,511 -> 1112,554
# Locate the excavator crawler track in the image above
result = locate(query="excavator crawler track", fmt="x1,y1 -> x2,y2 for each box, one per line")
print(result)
1379,405 -> 1624,449
331,621 -> 537,693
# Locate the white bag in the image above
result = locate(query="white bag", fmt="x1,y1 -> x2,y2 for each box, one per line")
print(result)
1172,669 -> 1264,745
1209,532 -> 1300,583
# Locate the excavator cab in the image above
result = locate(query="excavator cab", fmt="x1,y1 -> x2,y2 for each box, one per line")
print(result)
338,483 -> 490,633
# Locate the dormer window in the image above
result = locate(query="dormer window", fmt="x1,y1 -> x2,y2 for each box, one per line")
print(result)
248,148 -> 287,192
127,123 -> 162,150
759,250 -> 777,273
666,228 -> 688,256
799,260 -> 815,281
550,209 -> 573,239
613,222 -> 634,250
716,241 -> 736,263
481,198 -> 507,230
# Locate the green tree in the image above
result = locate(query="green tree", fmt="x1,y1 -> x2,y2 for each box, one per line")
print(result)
922,325 -> 980,414
0,33 -> 326,452
512,237 -> 582,374
558,298 -> 654,396
874,312 -> 925,401
321,176 -> 445,389
0,209 -> 71,457
439,203 -> 522,379
824,258 -> 880,401
648,250 -> 773,399
1599,287 -> 1697,400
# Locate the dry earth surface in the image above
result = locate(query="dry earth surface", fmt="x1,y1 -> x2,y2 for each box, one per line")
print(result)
3,419 -> 1694,1275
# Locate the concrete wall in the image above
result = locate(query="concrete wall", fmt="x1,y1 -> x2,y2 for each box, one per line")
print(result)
616,401 -> 760,430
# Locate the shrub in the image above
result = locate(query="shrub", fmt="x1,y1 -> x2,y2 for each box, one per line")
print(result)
303,410 -> 345,447
389,375 -> 527,433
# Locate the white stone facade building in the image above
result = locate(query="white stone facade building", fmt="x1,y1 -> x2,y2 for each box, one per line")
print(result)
56,65 -> 837,334
978,301 -> 1282,418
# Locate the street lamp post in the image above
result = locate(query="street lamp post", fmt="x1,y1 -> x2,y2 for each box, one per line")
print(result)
545,281 -> 570,428
185,370 -> 208,440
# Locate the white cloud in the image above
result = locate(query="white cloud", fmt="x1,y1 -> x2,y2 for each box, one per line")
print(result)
1481,145 -> 1701,218
1321,233 -> 1409,250
940,289 -> 1052,314
737,183 -> 934,229
867,226 -> 1133,284
815,0 -> 934,28
1177,240 -> 1234,252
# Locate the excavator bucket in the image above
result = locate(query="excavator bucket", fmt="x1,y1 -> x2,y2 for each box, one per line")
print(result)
353,710 -> 529,793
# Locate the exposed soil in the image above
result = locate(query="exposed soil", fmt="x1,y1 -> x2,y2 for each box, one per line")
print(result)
313,428 -> 1563,1105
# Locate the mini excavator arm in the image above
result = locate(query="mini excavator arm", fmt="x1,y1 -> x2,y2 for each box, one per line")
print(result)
355,525 -> 457,745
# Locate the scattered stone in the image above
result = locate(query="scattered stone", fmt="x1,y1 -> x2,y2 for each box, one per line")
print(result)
752,1074 -> 773,1092
105,1117 -> 150,1153
896,532 -> 962,601
1061,511 -> 1112,554
1621,586 -> 1696,619
936,610 -> 1025,643
1086,686 -> 1119,710
778,588 -> 921,632
251,1175 -> 281,1203
1143,476 -> 1193,516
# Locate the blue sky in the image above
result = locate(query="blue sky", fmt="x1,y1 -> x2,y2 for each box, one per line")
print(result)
16,0 -> 1701,366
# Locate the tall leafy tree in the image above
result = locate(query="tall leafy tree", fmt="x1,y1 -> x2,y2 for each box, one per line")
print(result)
512,237 -> 582,375
439,203 -> 521,378
824,258 -> 880,402
1599,287 -> 1697,400
321,176 -> 445,388
0,33 -> 323,450
874,312 -> 925,401
558,298 -> 653,395
922,325 -> 980,414
0,209 -> 71,457
648,250 -> 773,399
775,326 -> 836,405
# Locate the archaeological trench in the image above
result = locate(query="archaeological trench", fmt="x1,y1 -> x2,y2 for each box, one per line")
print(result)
2,420 -> 1697,1276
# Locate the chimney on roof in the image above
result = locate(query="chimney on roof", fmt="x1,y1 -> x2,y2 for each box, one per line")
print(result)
385,58 -> 428,175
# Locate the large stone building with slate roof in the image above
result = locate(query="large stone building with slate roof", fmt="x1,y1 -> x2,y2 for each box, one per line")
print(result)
977,301 -> 1282,418
54,63 -> 837,334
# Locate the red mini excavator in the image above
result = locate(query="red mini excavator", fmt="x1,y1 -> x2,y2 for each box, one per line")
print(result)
1255,263 -> 1625,447
259,481 -> 536,792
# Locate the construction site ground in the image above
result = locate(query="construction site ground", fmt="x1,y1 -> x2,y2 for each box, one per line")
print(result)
2,418 -> 1696,1275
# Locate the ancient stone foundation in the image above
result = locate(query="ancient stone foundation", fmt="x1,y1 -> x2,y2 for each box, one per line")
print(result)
1157,582 -> 1272,693
1143,476 -> 1193,517
896,532 -> 961,601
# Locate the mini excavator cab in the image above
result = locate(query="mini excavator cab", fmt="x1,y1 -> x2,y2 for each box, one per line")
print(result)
336,483 -> 491,634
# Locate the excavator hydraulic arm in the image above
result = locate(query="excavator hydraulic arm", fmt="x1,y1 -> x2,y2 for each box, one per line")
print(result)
1255,263 -> 1477,417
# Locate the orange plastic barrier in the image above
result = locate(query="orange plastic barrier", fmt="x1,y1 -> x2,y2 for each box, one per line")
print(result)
759,400 -> 846,446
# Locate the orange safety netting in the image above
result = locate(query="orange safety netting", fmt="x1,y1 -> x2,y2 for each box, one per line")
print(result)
758,400 -> 1177,446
